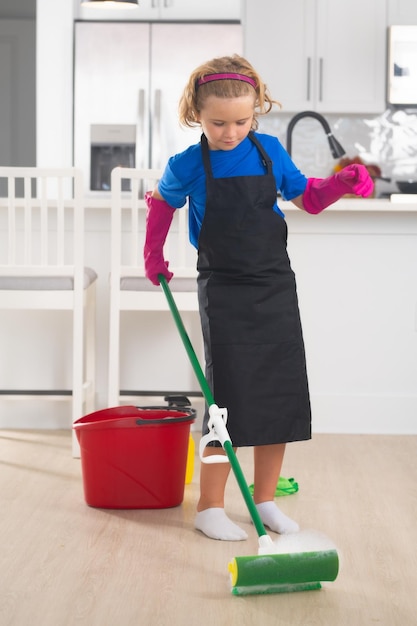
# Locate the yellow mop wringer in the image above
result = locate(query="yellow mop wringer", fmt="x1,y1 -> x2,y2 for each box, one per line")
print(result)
159,275 -> 339,595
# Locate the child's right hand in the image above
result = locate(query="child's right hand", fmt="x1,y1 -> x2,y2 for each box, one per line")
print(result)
145,258 -> 174,286
144,191 -> 175,285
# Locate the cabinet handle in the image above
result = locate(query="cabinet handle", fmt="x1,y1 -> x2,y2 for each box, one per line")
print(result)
319,57 -> 323,102
151,0 -> 158,8
163,0 -> 174,6
307,57 -> 311,101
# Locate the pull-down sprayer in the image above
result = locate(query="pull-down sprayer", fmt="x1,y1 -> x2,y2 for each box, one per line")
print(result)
286,110 -> 346,159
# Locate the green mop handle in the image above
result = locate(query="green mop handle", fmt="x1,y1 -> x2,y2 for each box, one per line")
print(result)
159,275 -> 268,539
159,275 -> 214,406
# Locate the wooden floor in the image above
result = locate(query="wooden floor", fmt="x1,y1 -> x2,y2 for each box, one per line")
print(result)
0,430 -> 416,626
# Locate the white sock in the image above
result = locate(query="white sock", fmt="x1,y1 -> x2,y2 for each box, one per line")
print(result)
256,501 -> 300,534
194,508 -> 248,541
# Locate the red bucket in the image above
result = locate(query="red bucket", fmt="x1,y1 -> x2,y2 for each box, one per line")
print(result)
73,405 -> 196,509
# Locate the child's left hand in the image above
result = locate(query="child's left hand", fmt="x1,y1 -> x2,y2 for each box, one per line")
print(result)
335,164 -> 374,198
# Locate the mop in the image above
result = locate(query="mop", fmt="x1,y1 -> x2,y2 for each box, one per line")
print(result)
159,275 -> 339,595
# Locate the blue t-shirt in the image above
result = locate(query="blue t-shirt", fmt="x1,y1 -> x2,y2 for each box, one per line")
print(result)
158,132 -> 307,249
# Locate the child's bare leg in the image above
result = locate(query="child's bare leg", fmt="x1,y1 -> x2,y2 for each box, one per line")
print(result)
195,447 -> 248,541
253,443 -> 299,534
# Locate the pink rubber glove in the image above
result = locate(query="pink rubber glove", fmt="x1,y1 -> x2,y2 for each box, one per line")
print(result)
144,191 -> 175,286
302,164 -> 374,214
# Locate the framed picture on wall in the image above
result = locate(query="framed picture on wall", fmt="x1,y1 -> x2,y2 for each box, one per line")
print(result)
388,25 -> 417,105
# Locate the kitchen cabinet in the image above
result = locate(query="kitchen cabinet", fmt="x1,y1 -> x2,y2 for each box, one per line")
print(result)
388,0 -> 417,24
74,21 -> 242,192
144,0 -> 241,20
243,0 -> 387,113
77,0 -> 241,21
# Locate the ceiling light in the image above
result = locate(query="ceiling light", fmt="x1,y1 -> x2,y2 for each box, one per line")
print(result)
81,0 -> 139,8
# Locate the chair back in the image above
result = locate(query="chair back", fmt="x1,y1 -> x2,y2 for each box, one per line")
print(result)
0,167 -> 85,290
107,167 -> 198,406
110,167 -> 197,286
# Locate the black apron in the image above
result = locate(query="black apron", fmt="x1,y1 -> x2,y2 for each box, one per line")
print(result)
197,132 -> 311,447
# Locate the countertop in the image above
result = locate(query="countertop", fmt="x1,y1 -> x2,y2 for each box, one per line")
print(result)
78,195 -> 417,212
3,195 -> 415,212
281,195 -> 417,213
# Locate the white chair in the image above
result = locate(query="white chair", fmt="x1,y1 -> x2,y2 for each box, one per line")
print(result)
108,167 -> 199,407
0,167 -> 97,455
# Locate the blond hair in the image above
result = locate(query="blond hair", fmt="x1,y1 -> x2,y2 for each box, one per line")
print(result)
178,54 -> 280,130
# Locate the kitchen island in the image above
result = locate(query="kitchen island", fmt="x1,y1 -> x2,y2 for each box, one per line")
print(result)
1,197 -> 416,435
281,197 -> 417,435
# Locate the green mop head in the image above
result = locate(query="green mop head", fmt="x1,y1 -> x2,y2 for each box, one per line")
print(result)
228,531 -> 339,596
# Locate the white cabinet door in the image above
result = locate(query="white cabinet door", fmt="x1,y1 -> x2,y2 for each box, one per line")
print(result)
158,0 -> 241,20
315,0 -> 387,113
244,0 -> 386,114
244,0 -> 315,111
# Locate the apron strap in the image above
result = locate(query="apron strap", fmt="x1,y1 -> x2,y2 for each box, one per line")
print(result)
200,134 -> 213,178
247,132 -> 273,175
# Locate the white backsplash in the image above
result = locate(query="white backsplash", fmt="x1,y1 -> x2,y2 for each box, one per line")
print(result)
258,107 -> 417,198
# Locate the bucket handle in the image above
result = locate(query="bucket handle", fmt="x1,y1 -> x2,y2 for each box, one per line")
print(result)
135,415 -> 194,426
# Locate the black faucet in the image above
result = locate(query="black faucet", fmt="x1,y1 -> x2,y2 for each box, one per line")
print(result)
286,110 -> 346,159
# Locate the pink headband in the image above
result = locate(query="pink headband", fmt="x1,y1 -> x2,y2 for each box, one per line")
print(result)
197,72 -> 257,89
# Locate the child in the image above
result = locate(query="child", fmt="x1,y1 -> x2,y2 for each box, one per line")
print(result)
144,55 -> 373,541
